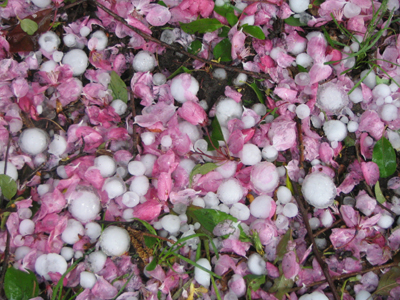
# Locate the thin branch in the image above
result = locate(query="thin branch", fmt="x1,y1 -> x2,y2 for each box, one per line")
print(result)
313,219 -> 343,238
90,0 -> 272,81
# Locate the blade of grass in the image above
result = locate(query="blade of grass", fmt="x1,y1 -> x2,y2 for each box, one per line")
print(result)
172,253 -> 221,279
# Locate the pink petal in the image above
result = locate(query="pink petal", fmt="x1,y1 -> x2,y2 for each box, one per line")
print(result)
133,200 -> 162,221
146,5 -> 171,26
282,251 -> 300,279
178,100 -> 207,125
361,161 -> 380,186
358,110 -> 385,140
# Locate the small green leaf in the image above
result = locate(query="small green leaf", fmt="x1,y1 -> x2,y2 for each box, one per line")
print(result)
313,0 -> 325,5
218,26 -> 230,38
20,19 -> 38,35
0,174 -> 17,200
344,136 -> 355,147
206,116 -> 225,151
187,207 -> 237,236
213,38 -> 232,62
375,181 -> 386,204
297,65 -> 308,73
239,224 -> 251,242
251,231 -> 264,255
226,12 -> 238,26
157,0 -> 167,7
275,229 -> 292,262
284,16 -> 306,27
145,257 -> 158,271
376,76 -> 390,85
109,71 -> 128,103
188,40 -> 202,55
242,25 -> 265,40
189,163 -> 219,186
372,137 -> 397,178
269,275 -> 294,300
4,267 -> 39,300
180,19 -> 224,34
167,65 -> 192,79
244,274 -> 266,299
285,173 -> 294,194
247,81 -> 265,104
0,0 -> 8,7
374,267 -> 400,296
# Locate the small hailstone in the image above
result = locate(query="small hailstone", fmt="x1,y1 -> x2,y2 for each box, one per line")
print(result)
194,258 -> 212,287
89,30 -> 108,51
261,145 -> 278,162
170,74 -> 199,103
321,209 -> 333,227
315,238 -> 327,250
160,29 -> 176,44
275,215 -> 289,230
19,128 -> 49,156
250,195 -> 274,218
15,246 -> 31,260
88,251 -> 107,273
122,191 -> 140,208
161,215 -> 181,233
343,2 -> 361,18
317,82 -> 349,115
110,100 -> 128,115
103,177 -> 125,199
61,247 -> 74,261
62,49 -> 88,76
296,104 -> 311,119
247,253 -> 267,275
277,186 -> 292,204
239,15 -> 255,26
355,290 -> 372,300
289,0 -> 309,13
233,73 -> 248,86
216,161 -> 237,178
94,155 -> 117,178
213,68 -> 227,80
299,291 -> 329,300
0,161 -> 18,181
282,203 -> 298,218
217,179 -> 243,205
153,73 -> 167,86
37,184 -> 51,196
61,219 -> 85,244
309,217 -> 320,230
230,203 -> 250,220
349,87 -> 363,103
39,31 -> 61,54
35,253 -> 68,281
129,175 -> 149,196
31,0 -> 51,7
179,121 -> 201,143
57,166 -> 68,179
347,121 -> 359,132
295,73 -> 311,86
40,60 -> 57,72
252,103 -> 267,116
373,84 -> 391,99
377,214 -> 394,229
360,69 -> 376,89
75,251 -> 83,259
302,172 -> 336,209
380,104 -> 398,122
18,208 -> 32,220
19,219 -> 35,236
100,226 -> 130,256
323,120 -> 347,142
80,272 -> 97,289
80,26 -> 91,37
122,208 -> 134,221
127,161 -> 146,176
161,135 -> 172,148
296,53 -> 313,68
48,134 -> 67,156
251,162 -> 279,193
179,159 -> 196,174
141,132 -> 156,145
140,154 -> 157,176
52,51 -> 63,62
199,100 -> 208,110
216,98 -> 243,127
132,51 -> 156,72
204,192 -> 220,208
192,196 -> 205,207
240,144 -> 262,166
69,191 -> 101,223
63,34 -> 77,47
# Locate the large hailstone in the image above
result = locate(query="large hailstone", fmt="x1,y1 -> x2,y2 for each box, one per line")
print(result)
19,128 -> 49,156
68,190 -> 101,223
0,161 -> 18,181
301,172 -> 336,209
35,253 -> 68,280
215,97 -> 243,127
99,226 -> 130,256
170,73 -> 199,103
317,82 -> 349,115
217,179 -> 244,205
250,162 -> 279,194
132,51 -> 156,72
62,49 -> 88,76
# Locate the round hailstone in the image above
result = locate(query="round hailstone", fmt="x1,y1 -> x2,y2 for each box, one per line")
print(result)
161,135 -> 172,148
100,226 -> 130,256
85,222 -> 102,242
372,83 -> 391,99
52,51 -> 63,62
230,203 -> 250,220
80,26 -> 91,37
233,73 -> 248,86
170,74 -> 199,103
61,247 -> 74,261
19,219 -> 35,236
62,49 -> 88,76
80,271 -> 97,289
19,128 -> 49,156
217,179 -> 243,205
38,31 -> 60,53
0,161 -> 18,181
161,214 -> 181,233
213,68 -> 227,80
276,186 -> 292,204
63,34 -> 77,47
283,203 -> 298,218
360,69 -> 376,89
129,175 -> 149,196
48,134 -> 67,156
216,160 -> 237,178
252,103 -> 267,116
261,145 -> 278,162
349,87 -> 363,103
355,290 -> 371,300
247,253 -> 267,275
299,291 -> 329,300
250,195 -> 274,219
380,104 -> 398,122
323,120 -> 347,142
31,0 -> 51,7
127,161 -> 146,176
18,208 -> 32,220
194,258 -> 212,287
122,191 -> 140,208
302,172 -> 336,209
15,246 -> 31,260
141,132 -> 156,145
35,253 -> 67,281
94,155 -> 117,178
377,214 -> 394,229
215,98 -> 243,127
347,121 -> 359,132
296,53 -> 313,68
153,73 -> 167,86
295,73 -> 311,86
309,217 -> 320,230
289,0 -> 309,13
240,144 -> 262,166
251,162 -> 279,194
178,121 -> 201,143
275,215 -> 289,230
111,100 -> 128,115
140,154 -> 157,176
40,60 -> 57,72
69,190 -> 101,223
103,177 -> 126,199
317,82 -> 349,115
61,219 -> 85,244
88,251 -> 107,273
160,29 -> 176,45
132,51 -> 156,72
89,30 -> 108,51
295,104 -> 311,119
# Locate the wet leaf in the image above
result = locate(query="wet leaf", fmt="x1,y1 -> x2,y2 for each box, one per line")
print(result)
242,25 -> 265,40
284,16 -> 306,27
4,267 -> 39,300
205,116 -> 225,151
189,163 -> 219,186
145,257 -> 158,271
247,81 -> 265,104
297,64 -> 308,72
109,71 -> 128,103
213,38 -> 232,62
374,267 -> 400,296
20,19 -> 38,35
180,19 -> 224,34
218,26 -> 230,38
375,181 -> 386,204
244,274 -> 266,298
0,0 -> 7,7
214,3 -> 239,26
275,229 -> 291,262
372,137 -> 396,178
188,40 -> 202,55
269,274 -> 294,300
0,175 -> 17,200
187,207 -> 237,236
226,12 -> 238,26
167,65 -> 192,79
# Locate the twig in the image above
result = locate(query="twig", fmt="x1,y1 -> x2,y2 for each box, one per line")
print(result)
90,0 -> 272,81
297,120 -> 304,169
312,219 -> 343,238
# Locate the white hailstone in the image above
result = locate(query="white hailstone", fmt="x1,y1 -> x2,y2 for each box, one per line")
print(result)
323,120 -> 347,142
385,96 -> 393,103
252,103 -> 267,116
69,190 -> 101,223
275,215 -> 289,230
378,214 -> 394,229
52,51 -> 63,62
233,73 -> 248,86
153,73 -> 167,86
317,82 -> 349,115
373,84 -> 391,99
40,60 -> 57,73
299,291 -> 329,300
140,154 -> 157,176
277,186 -> 292,204
349,87 -> 363,103
35,253 -> 68,281
129,175 -> 149,196
296,104 -> 311,119
63,34 -> 77,47
239,15 -> 255,26
230,203 -> 250,220
122,191 -> 140,208
62,49 -> 88,76
132,51 -> 156,72
122,208 -> 134,221
60,247 -> 74,262
57,166 -> 68,179
192,196 -> 205,207
141,132 -> 156,145
75,251 -> 83,259
161,135 -> 173,148
388,0 -> 400,10
360,69 -> 376,89
19,128 -> 49,156
218,204 -> 230,214
213,68 -> 227,80
80,271 -> 97,289
39,31 -> 60,53
80,26 -> 91,37
170,74 -> 199,103
18,208 -> 32,220
240,144 -> 262,166
315,238 -> 327,249
94,155 -> 117,178
250,195 -> 274,219
247,253 -> 267,275
387,129 -> 400,151
85,222 -> 102,242
199,100 -> 208,111
15,246 -> 31,260
261,145 -> 278,162
161,214 -> 181,233
282,203 -> 298,218
295,73 -> 311,86
350,41 -> 360,52
31,0 -> 51,7
355,290 -> 372,300
90,30 -> 108,51
217,179 -> 243,205
48,134 -> 67,156
110,100 -> 128,115
242,115 -> 256,128
216,160 -> 237,178
216,98 -> 243,127
296,53 -> 313,68
309,217 -> 320,230
289,0 -> 309,13
0,161 -> 18,181
204,192 -> 220,208
103,177 -> 125,199
19,219 -> 35,236
179,159 -> 196,175
302,172 -> 336,209
61,219 -> 85,244
160,29 -> 176,45
179,121 -> 201,143
347,121 -> 359,132
194,258 -> 212,287
251,162 -> 280,193
100,226 -> 130,256
88,250 -> 107,273
37,184 -> 51,196
380,104 -> 398,122
127,161 -> 146,176
321,209 -> 333,227
194,139 -> 208,152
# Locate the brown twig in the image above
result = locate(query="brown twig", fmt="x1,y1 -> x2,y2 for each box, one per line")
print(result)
297,120 -> 305,169
90,0 -> 271,81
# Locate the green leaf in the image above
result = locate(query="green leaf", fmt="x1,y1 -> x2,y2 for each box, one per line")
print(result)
4,267 -> 39,300
226,12 -> 238,26
188,40 -> 202,55
189,163 -> 219,186
20,19 -> 38,35
344,136 -> 355,147
244,274 -> 266,299
242,25 -> 265,40
109,71 -> 128,103
145,257 -> 158,271
374,267 -> 400,296
167,65 -> 192,79
0,0 -> 8,8
269,275 -> 294,300
180,19 -> 224,34
218,26 -> 230,38
157,0 -> 167,7
247,81 -> 265,104
297,65 -> 308,73
372,137 -> 397,178
0,174 -> 17,200
187,207 -> 237,236
284,16 -> 306,27
238,224 -> 251,242
206,116 -> 225,151
213,38 -> 232,62
313,0 -> 325,5
285,174 -> 294,195
375,181 -> 386,204
376,76 -> 390,85
274,229 -> 291,263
